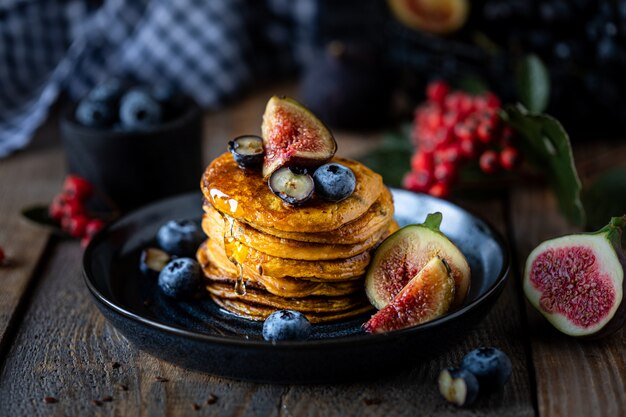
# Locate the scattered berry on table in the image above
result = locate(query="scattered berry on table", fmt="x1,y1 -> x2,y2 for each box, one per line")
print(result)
0,246 -> 5,265
156,219 -> 204,257
262,310 -> 312,342
158,258 -> 202,299
461,346 -> 512,388
63,175 -> 94,201
438,367 -> 479,407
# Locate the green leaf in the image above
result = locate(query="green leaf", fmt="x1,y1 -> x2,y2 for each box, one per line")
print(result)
357,126 -> 413,188
21,205 -> 69,237
456,76 -> 489,95
422,212 -> 443,232
516,54 -> 550,113
582,168 -> 626,235
503,104 -> 585,226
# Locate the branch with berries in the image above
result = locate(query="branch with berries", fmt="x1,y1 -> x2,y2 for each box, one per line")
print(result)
359,57 -> 585,226
22,175 -> 117,247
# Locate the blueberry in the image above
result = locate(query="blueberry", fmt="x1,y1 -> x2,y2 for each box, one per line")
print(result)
312,163 -> 356,202
75,99 -> 115,127
438,367 -> 479,407
461,347 -> 512,388
88,78 -> 124,103
158,258 -> 201,299
151,84 -> 177,103
139,247 -> 171,278
262,310 -> 312,342
119,88 -> 162,128
156,219 -> 204,257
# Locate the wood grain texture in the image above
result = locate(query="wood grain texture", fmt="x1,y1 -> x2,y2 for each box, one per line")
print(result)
0,198 -> 535,417
0,120 -> 64,354
509,184 -> 626,417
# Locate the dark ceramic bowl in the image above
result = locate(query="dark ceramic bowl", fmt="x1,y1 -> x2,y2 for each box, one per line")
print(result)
60,100 -> 203,212
83,189 -> 509,383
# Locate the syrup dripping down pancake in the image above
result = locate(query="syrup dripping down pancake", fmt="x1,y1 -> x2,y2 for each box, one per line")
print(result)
203,186 -> 395,245
197,243 -> 362,298
201,153 -> 383,233
202,205 -> 397,261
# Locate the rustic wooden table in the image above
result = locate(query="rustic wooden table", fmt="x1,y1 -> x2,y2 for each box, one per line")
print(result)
0,87 -> 625,417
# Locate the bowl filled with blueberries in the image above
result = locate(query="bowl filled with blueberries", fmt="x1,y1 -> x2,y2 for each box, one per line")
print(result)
61,78 -> 203,212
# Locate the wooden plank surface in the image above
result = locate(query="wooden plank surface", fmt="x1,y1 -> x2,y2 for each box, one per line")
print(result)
0,89 -> 535,416
0,200 -> 535,417
0,120 -> 65,355
508,140 -> 626,417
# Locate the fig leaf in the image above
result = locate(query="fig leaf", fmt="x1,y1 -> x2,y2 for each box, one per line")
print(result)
422,212 -> 443,232
516,54 -> 550,113
502,104 -> 585,227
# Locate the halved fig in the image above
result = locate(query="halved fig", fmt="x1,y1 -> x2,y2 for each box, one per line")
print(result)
261,96 -> 337,178
228,135 -> 264,169
363,256 -> 455,333
387,0 -> 469,35
365,212 -> 470,309
523,216 -> 626,339
268,167 -> 315,206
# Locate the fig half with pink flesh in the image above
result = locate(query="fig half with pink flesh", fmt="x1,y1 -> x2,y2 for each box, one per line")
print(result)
365,212 -> 471,310
364,256 -> 455,333
523,216 -> 626,338
261,96 -> 337,178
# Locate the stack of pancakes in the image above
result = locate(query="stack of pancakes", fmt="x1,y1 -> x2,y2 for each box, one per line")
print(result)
197,152 -> 397,323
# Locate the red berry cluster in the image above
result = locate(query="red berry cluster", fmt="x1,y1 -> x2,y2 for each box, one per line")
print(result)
403,81 -> 523,197
48,175 -> 105,247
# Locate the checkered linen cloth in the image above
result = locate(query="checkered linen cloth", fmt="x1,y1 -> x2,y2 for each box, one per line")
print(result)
0,0 -> 317,158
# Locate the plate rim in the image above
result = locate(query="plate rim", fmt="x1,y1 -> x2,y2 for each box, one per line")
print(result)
83,189 -> 510,349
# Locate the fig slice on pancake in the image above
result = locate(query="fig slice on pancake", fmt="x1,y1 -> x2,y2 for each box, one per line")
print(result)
261,96 -> 337,178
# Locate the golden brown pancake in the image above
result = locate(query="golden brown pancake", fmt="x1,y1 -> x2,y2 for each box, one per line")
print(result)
203,186 -> 395,245
207,282 -> 368,313
202,205 -> 395,261
201,152 -> 383,233
204,235 -> 371,280
197,244 -> 362,297
210,295 -> 374,323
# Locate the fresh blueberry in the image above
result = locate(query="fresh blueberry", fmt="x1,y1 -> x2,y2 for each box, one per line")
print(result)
461,347 -> 512,388
312,163 -> 356,202
158,258 -> 201,299
151,84 -> 177,103
75,99 -> 115,127
139,247 -> 171,278
88,78 -> 124,103
119,88 -> 162,128
156,219 -> 204,257
262,310 -> 312,342
438,367 -> 479,407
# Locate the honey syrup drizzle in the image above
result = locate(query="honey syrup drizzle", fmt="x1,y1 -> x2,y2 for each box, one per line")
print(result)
222,213 -> 246,295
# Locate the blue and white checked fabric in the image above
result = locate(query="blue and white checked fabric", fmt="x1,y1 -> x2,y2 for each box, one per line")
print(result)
0,0 -> 317,158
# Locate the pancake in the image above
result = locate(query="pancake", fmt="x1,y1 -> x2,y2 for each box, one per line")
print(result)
202,205 -> 396,261
203,186 -> 395,245
207,282 -> 368,313
204,235 -> 371,280
197,244 -> 362,298
245,187 -> 395,244
201,152 -> 383,233
210,295 -> 374,324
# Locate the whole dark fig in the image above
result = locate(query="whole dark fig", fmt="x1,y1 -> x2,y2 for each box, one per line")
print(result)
298,42 -> 391,130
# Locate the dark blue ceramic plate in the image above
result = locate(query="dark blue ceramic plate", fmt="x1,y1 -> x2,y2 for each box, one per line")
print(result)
84,189 -> 509,383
